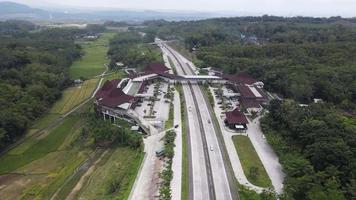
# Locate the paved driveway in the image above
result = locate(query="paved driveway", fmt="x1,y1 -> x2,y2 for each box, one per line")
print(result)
246,117 -> 285,194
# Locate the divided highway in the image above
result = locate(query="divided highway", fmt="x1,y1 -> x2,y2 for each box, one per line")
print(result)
159,41 -> 236,200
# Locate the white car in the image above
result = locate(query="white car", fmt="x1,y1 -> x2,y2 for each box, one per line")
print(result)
188,106 -> 192,111
210,146 -> 214,151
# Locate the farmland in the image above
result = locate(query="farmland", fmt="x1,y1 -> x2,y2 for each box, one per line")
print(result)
69,32 -> 115,79
50,78 -> 99,115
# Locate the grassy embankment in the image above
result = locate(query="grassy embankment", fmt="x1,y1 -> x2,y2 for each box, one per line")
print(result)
169,41 -> 197,63
232,136 -> 272,188
176,84 -> 189,200
67,148 -> 143,200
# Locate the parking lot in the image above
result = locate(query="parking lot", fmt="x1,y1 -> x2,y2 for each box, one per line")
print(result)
212,84 -> 239,112
134,81 -> 170,129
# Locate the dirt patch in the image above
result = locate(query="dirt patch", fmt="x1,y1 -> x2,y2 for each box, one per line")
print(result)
148,157 -> 164,200
0,174 -> 19,186
0,174 -> 45,200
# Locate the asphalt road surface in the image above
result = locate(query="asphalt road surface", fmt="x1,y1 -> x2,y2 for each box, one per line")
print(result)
159,41 -> 234,200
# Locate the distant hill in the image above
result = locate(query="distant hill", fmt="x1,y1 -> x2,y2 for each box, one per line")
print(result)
0,1 -> 50,19
0,1 -> 217,22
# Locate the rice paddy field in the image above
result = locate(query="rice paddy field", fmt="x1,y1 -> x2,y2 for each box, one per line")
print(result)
50,78 -> 99,115
69,32 -> 115,80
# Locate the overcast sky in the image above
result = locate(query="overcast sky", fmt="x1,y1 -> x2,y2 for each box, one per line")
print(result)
5,0 -> 356,17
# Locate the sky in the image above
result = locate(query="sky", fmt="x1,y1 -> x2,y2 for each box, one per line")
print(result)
5,0 -> 356,17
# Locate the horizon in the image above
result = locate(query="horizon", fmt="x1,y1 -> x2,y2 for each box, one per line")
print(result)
1,0 -> 356,18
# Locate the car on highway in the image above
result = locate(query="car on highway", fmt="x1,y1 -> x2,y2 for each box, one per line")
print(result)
208,119 -> 211,124
188,106 -> 192,111
210,146 -> 214,151
174,124 -> 179,128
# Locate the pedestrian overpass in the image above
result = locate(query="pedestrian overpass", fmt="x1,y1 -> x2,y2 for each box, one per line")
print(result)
174,75 -> 226,84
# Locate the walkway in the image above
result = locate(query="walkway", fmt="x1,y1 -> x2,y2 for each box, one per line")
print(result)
128,130 -> 165,200
246,116 -> 285,194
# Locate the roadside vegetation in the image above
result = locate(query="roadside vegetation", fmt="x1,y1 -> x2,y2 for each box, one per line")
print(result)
237,183 -> 275,200
164,86 -> 175,129
159,129 -> 177,199
175,84 -> 189,200
232,136 -> 272,188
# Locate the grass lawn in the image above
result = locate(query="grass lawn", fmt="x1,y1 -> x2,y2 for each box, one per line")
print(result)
176,85 -> 189,200
69,32 -> 115,79
232,136 -> 272,188
32,113 -> 61,130
165,102 -> 174,129
50,78 -> 99,115
103,70 -> 125,82
0,116 -> 82,174
76,148 -> 144,200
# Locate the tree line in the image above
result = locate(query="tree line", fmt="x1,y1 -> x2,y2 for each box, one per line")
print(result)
107,31 -> 162,70
262,100 -> 356,200
0,20 -> 98,151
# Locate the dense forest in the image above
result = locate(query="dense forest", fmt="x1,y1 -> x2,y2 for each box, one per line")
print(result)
142,16 -> 356,108
262,100 -> 356,200
108,31 -> 161,70
0,21 -> 90,151
140,16 -> 356,199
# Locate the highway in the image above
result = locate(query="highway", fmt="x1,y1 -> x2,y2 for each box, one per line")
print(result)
158,40 -> 235,200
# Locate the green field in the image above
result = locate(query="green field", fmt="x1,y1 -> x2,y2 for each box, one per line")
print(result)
232,136 -> 272,188
50,78 -> 99,114
103,70 -> 125,82
176,85 -> 189,200
69,32 -> 115,79
0,116 -> 82,174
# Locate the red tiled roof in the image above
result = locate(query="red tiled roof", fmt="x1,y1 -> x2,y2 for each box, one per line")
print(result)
237,84 -> 255,98
225,108 -> 249,124
145,62 -> 170,73
240,98 -> 261,109
95,79 -> 120,99
221,72 -> 257,85
95,79 -> 135,109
